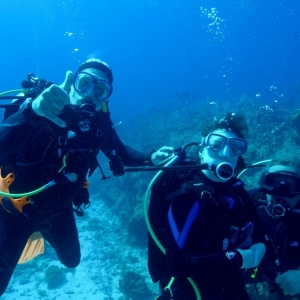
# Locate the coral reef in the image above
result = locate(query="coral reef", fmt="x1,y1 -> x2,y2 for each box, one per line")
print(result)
44,265 -> 66,289
119,270 -> 153,300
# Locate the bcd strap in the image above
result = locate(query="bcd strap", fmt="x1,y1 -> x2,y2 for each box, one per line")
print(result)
165,187 -> 194,201
184,174 -> 215,203
168,200 -> 200,250
165,182 -> 213,250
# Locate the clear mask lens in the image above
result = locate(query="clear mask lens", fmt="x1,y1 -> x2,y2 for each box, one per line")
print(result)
206,134 -> 247,156
74,72 -> 113,101
228,138 -> 247,155
207,135 -> 225,151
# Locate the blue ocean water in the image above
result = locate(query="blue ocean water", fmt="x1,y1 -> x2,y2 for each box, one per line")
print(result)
0,0 -> 299,122
0,1 -> 300,299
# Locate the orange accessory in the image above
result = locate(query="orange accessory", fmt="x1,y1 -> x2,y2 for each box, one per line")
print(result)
0,170 -> 31,213
83,181 -> 89,189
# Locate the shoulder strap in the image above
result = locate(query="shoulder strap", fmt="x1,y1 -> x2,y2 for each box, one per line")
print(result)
164,187 -> 195,201
168,199 -> 200,250
164,173 -> 215,203
183,173 -> 215,202
165,174 -> 214,250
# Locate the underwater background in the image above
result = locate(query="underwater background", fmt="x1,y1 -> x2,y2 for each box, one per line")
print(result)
0,0 -> 300,299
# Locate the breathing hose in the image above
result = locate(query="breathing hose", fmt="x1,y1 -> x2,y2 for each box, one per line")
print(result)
144,142 -> 202,300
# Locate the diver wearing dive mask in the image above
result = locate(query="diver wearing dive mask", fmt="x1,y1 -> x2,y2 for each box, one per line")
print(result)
200,128 -> 248,182
247,161 -> 300,297
0,58 -> 172,297
258,167 -> 300,217
31,58 -> 114,127
63,62 -> 114,130
67,68 -> 113,131
149,112 -> 265,300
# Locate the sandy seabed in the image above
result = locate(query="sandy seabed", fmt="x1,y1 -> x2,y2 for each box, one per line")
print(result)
2,194 -> 156,300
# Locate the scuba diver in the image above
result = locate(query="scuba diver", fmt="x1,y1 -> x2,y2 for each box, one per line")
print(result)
248,158 -> 300,299
0,58 -> 172,296
147,112 -> 266,300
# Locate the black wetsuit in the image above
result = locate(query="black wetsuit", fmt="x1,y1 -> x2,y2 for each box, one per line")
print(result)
148,170 -> 265,300
247,189 -> 300,299
0,106 -> 153,295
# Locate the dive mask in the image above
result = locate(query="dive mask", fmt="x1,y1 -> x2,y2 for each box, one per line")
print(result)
73,71 -> 113,101
259,171 -> 300,198
204,133 -> 247,156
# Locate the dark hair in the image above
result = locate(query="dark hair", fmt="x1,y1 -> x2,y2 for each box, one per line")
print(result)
202,112 -> 248,139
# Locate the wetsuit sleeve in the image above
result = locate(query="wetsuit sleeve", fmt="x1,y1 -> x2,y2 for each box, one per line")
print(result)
100,117 -> 155,166
0,108 -> 41,169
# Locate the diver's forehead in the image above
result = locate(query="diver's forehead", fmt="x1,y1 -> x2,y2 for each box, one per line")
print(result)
269,164 -> 300,175
211,129 -> 238,139
81,68 -> 109,82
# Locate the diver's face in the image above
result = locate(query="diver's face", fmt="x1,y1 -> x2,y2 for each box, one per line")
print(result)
200,129 -> 241,182
267,165 -> 300,208
69,68 -> 111,111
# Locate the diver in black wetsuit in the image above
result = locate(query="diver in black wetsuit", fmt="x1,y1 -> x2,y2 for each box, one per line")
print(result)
0,58 -> 172,296
248,158 -> 300,299
147,113 -> 266,300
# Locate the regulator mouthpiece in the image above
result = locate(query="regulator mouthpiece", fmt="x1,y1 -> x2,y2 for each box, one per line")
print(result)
214,162 -> 234,180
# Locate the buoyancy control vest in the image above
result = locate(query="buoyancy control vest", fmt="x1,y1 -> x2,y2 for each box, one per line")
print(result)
0,74 -> 123,215
247,189 -> 300,286
257,203 -> 300,276
148,168 -> 253,284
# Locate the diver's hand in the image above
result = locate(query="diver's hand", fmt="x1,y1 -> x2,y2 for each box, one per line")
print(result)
236,249 -> 254,269
151,146 -> 174,165
275,270 -> 300,296
32,71 -> 74,127
248,243 -> 266,268
236,243 -> 265,269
